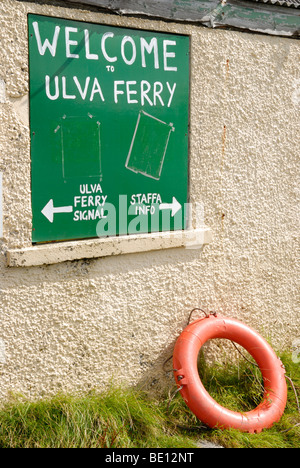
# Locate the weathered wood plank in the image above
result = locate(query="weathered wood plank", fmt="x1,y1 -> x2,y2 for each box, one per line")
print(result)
63,0 -> 300,36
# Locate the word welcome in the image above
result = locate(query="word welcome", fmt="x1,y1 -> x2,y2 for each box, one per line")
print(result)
32,21 -> 178,71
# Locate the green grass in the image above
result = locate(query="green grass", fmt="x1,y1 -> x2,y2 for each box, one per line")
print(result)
193,350 -> 300,448
0,388 -> 198,449
0,352 -> 298,448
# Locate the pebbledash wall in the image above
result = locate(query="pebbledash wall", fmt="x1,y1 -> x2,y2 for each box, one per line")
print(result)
0,0 -> 299,400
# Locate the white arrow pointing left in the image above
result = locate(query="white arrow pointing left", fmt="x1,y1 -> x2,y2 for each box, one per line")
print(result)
41,199 -> 73,223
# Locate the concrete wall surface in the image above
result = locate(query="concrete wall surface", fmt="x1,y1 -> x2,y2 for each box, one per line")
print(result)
0,0 -> 299,400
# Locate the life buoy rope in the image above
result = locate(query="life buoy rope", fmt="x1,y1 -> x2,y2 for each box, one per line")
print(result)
173,315 -> 287,433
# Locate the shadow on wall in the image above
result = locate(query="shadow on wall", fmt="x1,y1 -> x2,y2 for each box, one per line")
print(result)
134,309 -> 271,399
1,244 -> 208,291
135,338 -> 178,396
134,309 -> 218,396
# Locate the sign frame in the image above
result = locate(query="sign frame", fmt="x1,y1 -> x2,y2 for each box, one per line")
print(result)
28,14 -> 190,243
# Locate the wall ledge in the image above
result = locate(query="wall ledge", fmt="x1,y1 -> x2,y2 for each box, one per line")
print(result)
6,228 -> 212,267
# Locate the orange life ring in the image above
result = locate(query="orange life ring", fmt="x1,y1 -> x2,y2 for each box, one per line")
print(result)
173,315 -> 287,433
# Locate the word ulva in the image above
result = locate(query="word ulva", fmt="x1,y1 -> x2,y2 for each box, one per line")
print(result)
45,76 -> 176,108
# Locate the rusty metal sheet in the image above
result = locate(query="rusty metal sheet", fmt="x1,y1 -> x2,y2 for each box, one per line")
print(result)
250,0 -> 299,8
63,0 -> 300,37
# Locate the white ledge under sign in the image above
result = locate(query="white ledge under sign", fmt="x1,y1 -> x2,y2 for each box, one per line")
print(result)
6,228 -> 212,267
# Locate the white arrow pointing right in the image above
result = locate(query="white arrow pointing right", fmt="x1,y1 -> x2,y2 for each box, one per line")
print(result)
159,197 -> 182,217
41,199 -> 73,223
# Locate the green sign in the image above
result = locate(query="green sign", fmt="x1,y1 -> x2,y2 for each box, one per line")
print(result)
28,14 -> 190,243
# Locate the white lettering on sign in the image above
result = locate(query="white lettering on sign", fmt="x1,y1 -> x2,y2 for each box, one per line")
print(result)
101,32 -> 117,63
84,29 -> 99,60
73,184 -> 107,222
73,76 -> 90,100
121,36 -> 137,66
32,21 -> 60,57
130,193 -> 162,205
73,208 -> 106,221
89,78 -> 105,102
45,75 -> 59,100
32,20 -> 179,106
45,76 -> 176,107
65,27 -> 80,59
32,21 -> 177,71
113,80 -> 176,107
74,195 -> 107,208
141,37 -> 159,69
45,76 -> 105,102
62,76 -> 76,100
80,183 -> 103,194
41,184 -> 108,223
163,40 -> 177,71
129,193 -> 181,217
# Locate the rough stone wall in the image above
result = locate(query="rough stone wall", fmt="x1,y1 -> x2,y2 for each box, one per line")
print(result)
0,0 -> 299,400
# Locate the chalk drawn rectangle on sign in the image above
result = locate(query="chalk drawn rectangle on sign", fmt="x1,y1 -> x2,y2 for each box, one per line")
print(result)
60,116 -> 102,180
125,111 -> 175,181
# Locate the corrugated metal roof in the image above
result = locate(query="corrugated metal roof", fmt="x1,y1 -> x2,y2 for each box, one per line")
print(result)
249,0 -> 300,8
64,0 -> 300,37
